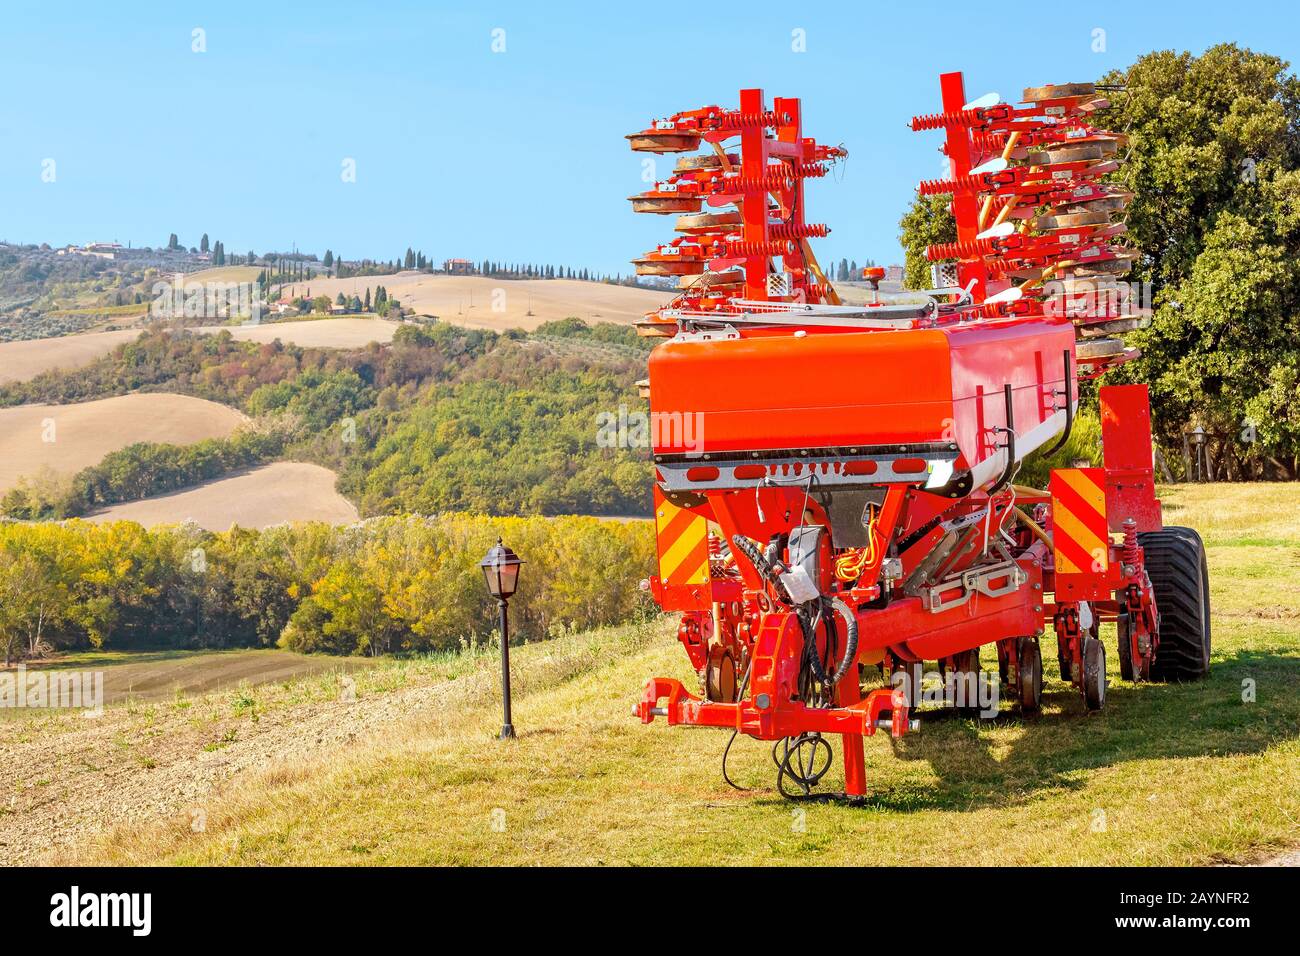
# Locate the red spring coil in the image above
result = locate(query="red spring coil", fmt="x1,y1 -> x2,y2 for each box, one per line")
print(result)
791,162 -> 828,178
726,239 -> 795,257
926,235 -> 1004,261
911,104 -> 1009,131
724,171 -> 795,192
910,107 -> 984,131
1121,518 -> 1139,566
719,110 -> 778,130
969,131 -> 1011,153
768,222 -> 830,239
917,172 -> 987,196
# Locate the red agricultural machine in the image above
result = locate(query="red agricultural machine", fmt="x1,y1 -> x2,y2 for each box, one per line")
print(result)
628,74 -> 1212,800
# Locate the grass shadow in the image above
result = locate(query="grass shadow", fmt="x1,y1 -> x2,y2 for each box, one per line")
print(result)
865,647 -> 1300,813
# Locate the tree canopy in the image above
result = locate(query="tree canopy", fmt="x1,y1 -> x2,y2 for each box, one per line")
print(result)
898,43 -> 1300,477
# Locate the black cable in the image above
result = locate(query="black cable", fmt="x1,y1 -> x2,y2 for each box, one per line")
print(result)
720,656 -> 756,792
721,730 -> 746,791
775,732 -> 833,798
800,595 -> 858,691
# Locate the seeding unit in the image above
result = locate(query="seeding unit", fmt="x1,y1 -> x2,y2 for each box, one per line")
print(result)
628,73 -> 1213,800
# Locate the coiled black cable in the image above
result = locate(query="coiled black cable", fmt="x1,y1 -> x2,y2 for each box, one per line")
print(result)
774,733 -> 833,798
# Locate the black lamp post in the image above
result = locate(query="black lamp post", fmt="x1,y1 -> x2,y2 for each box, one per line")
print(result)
1189,425 -> 1207,482
479,537 -> 523,740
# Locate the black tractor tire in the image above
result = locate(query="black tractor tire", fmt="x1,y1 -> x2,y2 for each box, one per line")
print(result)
1082,636 -> 1106,711
1139,527 -> 1211,682
1016,637 -> 1042,713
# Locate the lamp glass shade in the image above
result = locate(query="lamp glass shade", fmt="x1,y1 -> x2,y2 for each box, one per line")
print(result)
479,539 -> 523,599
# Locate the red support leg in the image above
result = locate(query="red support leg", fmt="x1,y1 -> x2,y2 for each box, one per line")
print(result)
1099,384 -> 1163,532
837,672 -> 867,797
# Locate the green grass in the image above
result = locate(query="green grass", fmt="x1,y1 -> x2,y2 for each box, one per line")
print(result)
84,483 -> 1300,865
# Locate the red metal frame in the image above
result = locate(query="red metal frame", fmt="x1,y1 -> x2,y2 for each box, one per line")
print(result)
627,76 -> 1162,801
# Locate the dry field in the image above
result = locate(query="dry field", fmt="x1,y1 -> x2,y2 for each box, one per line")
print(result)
0,483 -> 1291,866
215,317 -> 400,348
0,329 -> 143,385
278,273 -> 672,330
86,462 -> 359,530
172,266 -> 265,285
0,319 -> 401,386
0,394 -> 248,494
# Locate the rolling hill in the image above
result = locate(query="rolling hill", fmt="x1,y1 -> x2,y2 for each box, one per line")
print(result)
0,318 -> 401,385
0,393 -> 248,494
278,274 -> 672,330
86,461 -> 358,530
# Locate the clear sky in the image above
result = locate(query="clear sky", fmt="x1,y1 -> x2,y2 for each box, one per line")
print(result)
1,1 -> 1295,273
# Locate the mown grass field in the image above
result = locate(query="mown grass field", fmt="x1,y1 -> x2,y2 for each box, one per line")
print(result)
80,483 -> 1300,865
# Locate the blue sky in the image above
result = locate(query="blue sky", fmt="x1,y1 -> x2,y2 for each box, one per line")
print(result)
1,1 -> 1295,273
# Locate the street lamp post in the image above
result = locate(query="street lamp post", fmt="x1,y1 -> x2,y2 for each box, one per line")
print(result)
479,538 -> 524,740
1189,425 -> 1207,482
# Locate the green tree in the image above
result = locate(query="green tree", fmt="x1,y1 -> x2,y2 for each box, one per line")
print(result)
897,44 -> 1300,477
1100,44 -> 1300,478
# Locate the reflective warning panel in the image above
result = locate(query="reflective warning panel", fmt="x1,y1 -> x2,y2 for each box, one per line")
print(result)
654,487 -> 710,589
1050,468 -> 1110,577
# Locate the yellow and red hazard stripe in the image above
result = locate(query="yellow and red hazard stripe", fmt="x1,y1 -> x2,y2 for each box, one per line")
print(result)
1050,468 -> 1110,576
654,488 -> 710,587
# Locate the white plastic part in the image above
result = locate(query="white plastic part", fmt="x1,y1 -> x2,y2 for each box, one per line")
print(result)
984,286 -> 1024,304
968,157 -> 1008,176
976,221 -> 1016,240
779,565 -> 821,604
963,92 -> 1002,111
925,458 -> 955,489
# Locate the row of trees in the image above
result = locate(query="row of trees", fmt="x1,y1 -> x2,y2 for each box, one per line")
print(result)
0,515 -> 655,662
834,258 -> 876,281
475,261 -> 598,281
157,240 -> 620,286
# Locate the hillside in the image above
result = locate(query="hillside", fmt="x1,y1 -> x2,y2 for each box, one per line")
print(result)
0,329 -> 142,384
0,394 -> 247,494
0,318 -> 401,385
86,461 -> 358,530
0,321 -> 654,522
5,483 -> 1294,867
278,274 -> 672,330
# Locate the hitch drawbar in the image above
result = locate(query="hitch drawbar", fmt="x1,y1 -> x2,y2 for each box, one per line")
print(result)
635,678 -> 912,740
